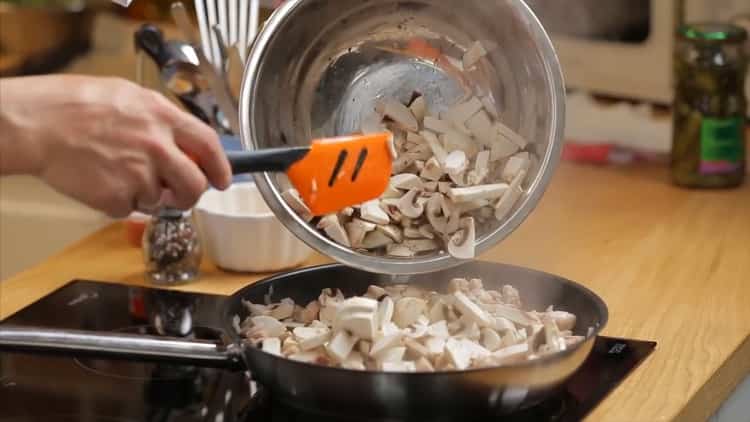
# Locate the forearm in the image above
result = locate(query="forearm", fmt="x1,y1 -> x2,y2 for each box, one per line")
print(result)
0,77 -> 47,176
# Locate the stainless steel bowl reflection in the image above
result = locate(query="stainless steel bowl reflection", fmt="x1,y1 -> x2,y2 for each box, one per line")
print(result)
239,0 -> 565,275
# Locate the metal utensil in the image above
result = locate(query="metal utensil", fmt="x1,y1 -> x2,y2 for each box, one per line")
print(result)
217,0 -> 229,62
228,0 -> 238,47
240,0 -> 566,275
211,24 -> 228,73
134,24 -> 213,124
204,0 -> 221,68
193,0 -> 213,67
0,262 -> 608,418
172,1 -> 240,135
226,44 -> 243,103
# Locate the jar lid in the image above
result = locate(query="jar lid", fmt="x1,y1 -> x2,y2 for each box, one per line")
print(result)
678,23 -> 748,43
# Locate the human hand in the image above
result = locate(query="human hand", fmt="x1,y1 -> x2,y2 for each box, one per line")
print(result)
0,75 -> 232,218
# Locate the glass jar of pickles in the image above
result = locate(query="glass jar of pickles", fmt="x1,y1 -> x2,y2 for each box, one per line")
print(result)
672,23 -> 747,188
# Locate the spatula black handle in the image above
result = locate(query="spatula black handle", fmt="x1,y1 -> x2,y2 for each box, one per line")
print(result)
226,147 -> 311,174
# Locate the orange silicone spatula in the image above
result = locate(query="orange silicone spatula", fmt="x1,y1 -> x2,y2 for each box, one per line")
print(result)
225,132 -> 393,216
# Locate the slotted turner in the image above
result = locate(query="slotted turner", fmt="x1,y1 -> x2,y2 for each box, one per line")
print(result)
225,132 -> 393,216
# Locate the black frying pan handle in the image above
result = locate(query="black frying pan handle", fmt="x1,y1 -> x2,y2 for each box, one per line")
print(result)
227,147 -> 311,174
0,325 -> 243,370
135,24 -> 172,67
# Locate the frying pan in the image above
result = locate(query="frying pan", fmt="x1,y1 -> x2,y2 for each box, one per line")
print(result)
0,262 -> 608,418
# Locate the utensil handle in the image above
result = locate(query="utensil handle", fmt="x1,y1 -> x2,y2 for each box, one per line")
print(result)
134,24 -> 172,67
226,147 -> 310,173
0,326 -> 242,369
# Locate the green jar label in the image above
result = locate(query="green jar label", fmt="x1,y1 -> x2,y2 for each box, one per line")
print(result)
700,117 -> 744,175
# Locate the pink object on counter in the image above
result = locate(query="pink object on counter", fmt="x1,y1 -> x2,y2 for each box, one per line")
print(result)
562,141 -> 668,166
125,212 -> 150,248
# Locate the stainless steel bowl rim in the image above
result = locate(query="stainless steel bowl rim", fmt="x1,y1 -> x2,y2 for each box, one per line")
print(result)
239,0 -> 566,275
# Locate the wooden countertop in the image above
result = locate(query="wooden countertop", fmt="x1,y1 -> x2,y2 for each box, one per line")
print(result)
2,162 -> 749,421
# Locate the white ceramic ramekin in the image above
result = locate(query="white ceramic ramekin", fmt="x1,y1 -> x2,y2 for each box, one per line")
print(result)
194,183 -> 313,272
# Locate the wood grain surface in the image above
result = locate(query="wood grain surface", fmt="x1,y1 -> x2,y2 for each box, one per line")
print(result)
2,162 -> 749,422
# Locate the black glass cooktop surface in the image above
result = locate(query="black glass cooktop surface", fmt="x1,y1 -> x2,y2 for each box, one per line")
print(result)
0,280 -> 655,421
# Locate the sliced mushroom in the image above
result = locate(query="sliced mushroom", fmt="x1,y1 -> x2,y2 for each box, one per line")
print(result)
548,311 -> 577,332
417,224 -> 436,239
447,170 -> 466,187
250,316 -> 286,338
270,298 -> 295,320
380,184 -> 402,200
543,316 -> 567,352
491,342 -> 530,365
380,201 -> 404,224
281,189 -> 313,222
494,169 -> 525,221
376,224 -> 403,243
438,181 -> 452,194
317,214 -> 351,247
359,199 -> 390,225
483,303 -> 536,326
346,218 -> 377,248
415,356 -> 435,372
480,96 -> 500,119
392,155 -> 415,174
441,130 -> 478,158
447,217 -> 475,259
444,338 -> 473,370
403,144 -> 433,161
406,131 -> 426,146
325,330 -> 358,362
467,150 -> 490,185
448,183 -> 508,203
420,156 -> 444,181
293,326 -> 331,351
361,229 -> 394,249
242,300 -> 270,317
501,285 -> 522,308
386,243 -> 415,258
396,189 -> 425,218
502,152 -> 531,183
443,97 -> 483,128
409,95 -> 427,123
420,130 -> 447,164
390,174 -> 423,190
365,285 -> 387,299
453,291 -> 492,327
489,136 -> 519,162
425,194 -> 448,234
342,351 -> 366,370
403,227 -> 424,239
375,346 -> 407,364
393,297 -> 428,328
456,199 -> 491,214
480,327 -> 502,352
495,120 -> 528,149
463,41 -> 487,69
387,134 -> 399,160
375,97 -> 419,132
423,116 -> 456,134
443,150 -> 469,177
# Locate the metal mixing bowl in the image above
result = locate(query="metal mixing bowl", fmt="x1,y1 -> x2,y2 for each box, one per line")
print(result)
239,0 -> 565,275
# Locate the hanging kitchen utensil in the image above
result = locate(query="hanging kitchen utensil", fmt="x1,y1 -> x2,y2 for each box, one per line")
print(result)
171,1 -> 240,135
226,44 -> 243,103
134,24 -> 214,125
